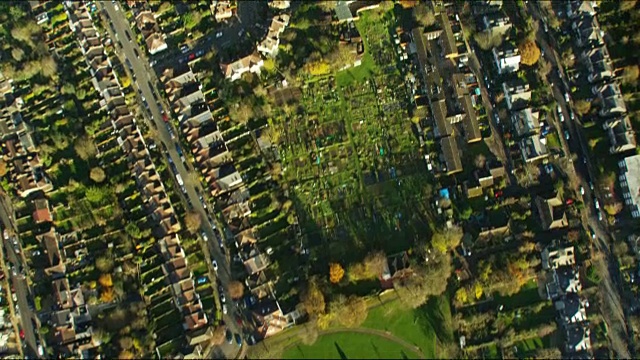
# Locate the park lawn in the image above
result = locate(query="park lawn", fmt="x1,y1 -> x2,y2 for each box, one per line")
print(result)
282,332 -> 420,360
335,52 -> 377,87
360,295 -> 453,358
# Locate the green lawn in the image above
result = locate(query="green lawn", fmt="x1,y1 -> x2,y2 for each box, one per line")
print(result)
282,332 -> 420,360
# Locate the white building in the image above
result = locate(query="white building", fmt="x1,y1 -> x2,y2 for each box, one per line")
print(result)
492,44 -> 521,74
618,154 -> 640,218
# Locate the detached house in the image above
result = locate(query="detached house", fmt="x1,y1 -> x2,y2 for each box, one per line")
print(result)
592,82 -> 627,117
512,108 -> 540,137
482,11 -> 511,35
257,14 -> 290,58
220,53 -> 264,81
535,193 -> 568,230
548,265 -> 582,299
573,15 -> 603,47
503,80 -> 531,110
520,134 -> 549,163
541,242 -> 575,270
492,43 -> 520,74
555,292 -> 589,325
602,115 -> 636,154
583,46 -> 613,83
564,324 -> 592,354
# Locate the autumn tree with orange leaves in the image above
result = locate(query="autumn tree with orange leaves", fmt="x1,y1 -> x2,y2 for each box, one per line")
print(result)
329,263 -> 345,283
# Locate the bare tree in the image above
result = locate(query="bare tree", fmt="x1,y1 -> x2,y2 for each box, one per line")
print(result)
184,211 -> 202,234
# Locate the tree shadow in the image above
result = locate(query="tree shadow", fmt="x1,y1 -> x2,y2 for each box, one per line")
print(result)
335,341 -> 348,360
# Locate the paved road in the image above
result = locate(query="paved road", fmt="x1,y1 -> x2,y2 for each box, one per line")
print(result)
99,1 -> 244,352
0,196 -> 38,359
529,3 -> 631,358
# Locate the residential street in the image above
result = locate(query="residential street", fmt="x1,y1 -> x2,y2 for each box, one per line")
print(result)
99,2 -> 245,356
529,3 -> 631,357
0,195 -> 38,359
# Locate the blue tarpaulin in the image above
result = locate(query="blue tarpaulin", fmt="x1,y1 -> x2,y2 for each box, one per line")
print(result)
439,188 -> 450,199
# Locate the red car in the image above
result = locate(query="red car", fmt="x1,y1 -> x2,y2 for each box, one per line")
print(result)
566,198 -> 574,205
162,113 -> 169,122
19,329 -> 24,340
188,53 -> 195,61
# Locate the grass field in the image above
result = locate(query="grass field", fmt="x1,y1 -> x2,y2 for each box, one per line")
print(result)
282,332 -> 420,359
279,295 -> 452,359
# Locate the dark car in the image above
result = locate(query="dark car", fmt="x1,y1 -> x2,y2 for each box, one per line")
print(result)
134,48 -> 140,58
125,31 -> 132,41
234,333 -> 242,347
225,330 -> 233,344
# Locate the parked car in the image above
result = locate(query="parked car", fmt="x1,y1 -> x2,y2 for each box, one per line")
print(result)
220,293 -> 226,303
196,276 -> 208,285
180,44 -> 189,54
580,186 -> 585,196
234,333 -> 242,347
594,199 -> 600,210
216,31 -> 223,38
201,231 -> 208,242
226,330 -> 233,344
212,260 -> 218,272
222,304 -> 228,314
564,130 -> 570,140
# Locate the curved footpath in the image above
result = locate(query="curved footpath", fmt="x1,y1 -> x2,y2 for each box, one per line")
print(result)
278,327 -> 426,360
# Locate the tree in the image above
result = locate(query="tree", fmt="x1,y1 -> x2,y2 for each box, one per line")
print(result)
118,350 -> 135,360
183,11 -> 202,31
0,160 -> 7,177
40,56 -> 57,79
263,125 -> 282,145
431,227 -> 463,253
86,186 -> 110,205
11,47 -> 25,61
621,65 -> 639,86
317,1 -> 337,12
211,326 -> 226,345
184,211 -> 202,233
334,295 -> 368,328
533,348 -> 562,359
394,252 -> 452,308
454,287 -> 468,304
228,281 -> 244,299
158,2 -> 174,14
478,260 -> 492,282
90,167 -> 106,183
620,0 -> 637,12
474,30 -> 504,50
62,83 -> 76,95
474,282 -> 483,300
99,273 -> 113,288
100,287 -> 115,302
518,41 -> 541,66
125,222 -> 142,239
96,256 -> 115,273
362,251 -> 387,277
605,202 -> 623,216
414,4 -> 436,27
301,278 -> 325,315
329,263 -> 345,283
74,135 -> 97,160
574,99 -> 591,115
